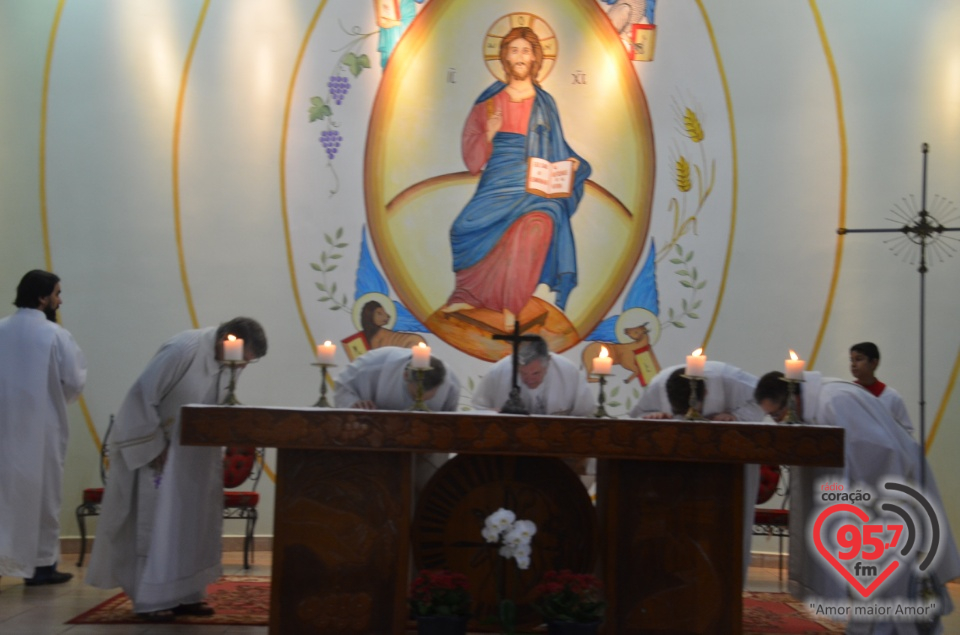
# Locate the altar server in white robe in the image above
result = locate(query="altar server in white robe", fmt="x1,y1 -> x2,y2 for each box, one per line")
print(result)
86,318 -> 267,621
334,346 -> 461,490
756,370 -> 960,635
630,361 -> 763,582
850,342 -> 914,436
0,270 -> 86,585
472,336 -> 594,417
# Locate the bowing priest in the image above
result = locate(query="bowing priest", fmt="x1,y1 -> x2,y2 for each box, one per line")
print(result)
630,360 -> 763,581
86,317 -> 267,622
472,335 -> 593,416
755,370 -> 960,634
333,345 -> 461,491
473,336 -> 595,489
0,270 -> 86,586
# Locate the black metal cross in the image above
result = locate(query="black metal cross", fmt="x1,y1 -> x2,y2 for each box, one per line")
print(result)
837,143 -> 960,486
492,320 -> 542,415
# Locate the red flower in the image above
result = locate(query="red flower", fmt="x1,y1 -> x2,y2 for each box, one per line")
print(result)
408,569 -> 471,617
532,569 -> 604,624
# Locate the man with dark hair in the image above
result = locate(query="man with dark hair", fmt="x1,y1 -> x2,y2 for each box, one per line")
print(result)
630,360 -> 763,581
86,318 -> 267,621
0,270 -> 86,585
334,346 -> 461,492
472,336 -> 593,416
754,369 -> 960,632
334,346 -> 459,411
630,361 -> 761,421
442,25 -> 590,327
849,341 -> 913,434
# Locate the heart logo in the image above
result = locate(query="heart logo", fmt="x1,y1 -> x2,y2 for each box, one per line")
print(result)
813,503 -> 900,598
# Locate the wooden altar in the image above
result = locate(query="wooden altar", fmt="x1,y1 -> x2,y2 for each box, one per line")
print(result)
180,406 -> 844,634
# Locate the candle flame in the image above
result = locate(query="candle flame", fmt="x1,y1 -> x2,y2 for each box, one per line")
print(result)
789,349 -> 799,361
418,342 -> 427,349
599,346 -> 609,358
692,347 -> 703,356
323,340 -> 332,346
226,334 -> 237,342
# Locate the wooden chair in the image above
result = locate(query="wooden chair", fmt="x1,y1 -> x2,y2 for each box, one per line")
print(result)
223,445 -> 265,569
753,464 -> 790,581
76,415 -> 114,566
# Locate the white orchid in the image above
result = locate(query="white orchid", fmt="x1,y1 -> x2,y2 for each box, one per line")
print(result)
481,526 -> 501,543
511,543 -> 531,559
485,508 -> 516,533
504,519 -> 537,547
482,508 -> 536,570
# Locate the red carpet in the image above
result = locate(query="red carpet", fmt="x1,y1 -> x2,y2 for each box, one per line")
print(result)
68,582 -> 842,632
66,575 -> 269,626
744,592 -> 845,634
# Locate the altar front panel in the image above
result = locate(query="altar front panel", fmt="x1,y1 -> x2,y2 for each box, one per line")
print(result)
269,449 -> 411,634
599,460 -> 744,633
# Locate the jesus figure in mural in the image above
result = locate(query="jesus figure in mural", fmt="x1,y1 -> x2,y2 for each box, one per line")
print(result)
441,26 -> 591,327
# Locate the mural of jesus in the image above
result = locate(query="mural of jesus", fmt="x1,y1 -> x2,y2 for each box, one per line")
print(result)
441,25 -> 591,328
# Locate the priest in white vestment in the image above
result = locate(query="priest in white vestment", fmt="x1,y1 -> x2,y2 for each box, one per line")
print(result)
472,336 -> 595,489
630,360 -> 763,582
334,346 -> 460,412
472,336 -> 594,416
86,318 -> 267,621
0,270 -> 86,584
756,370 -> 960,635
334,346 -> 461,491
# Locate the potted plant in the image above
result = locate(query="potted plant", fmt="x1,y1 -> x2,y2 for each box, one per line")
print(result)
532,569 -> 605,634
409,569 -> 472,635
481,508 -> 537,635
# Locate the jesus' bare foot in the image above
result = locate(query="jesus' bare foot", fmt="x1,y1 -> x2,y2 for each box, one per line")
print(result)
441,302 -> 474,313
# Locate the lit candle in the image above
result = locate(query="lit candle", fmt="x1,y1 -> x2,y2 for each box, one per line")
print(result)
785,349 -> 805,379
316,340 -> 336,364
685,347 -> 706,377
411,342 -> 431,369
223,334 -> 244,361
592,346 -> 613,375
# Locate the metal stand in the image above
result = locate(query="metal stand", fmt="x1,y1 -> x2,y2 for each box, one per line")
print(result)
781,377 -> 803,424
500,386 -> 528,415
220,361 -> 243,406
407,364 -> 432,412
682,375 -> 705,421
593,374 -> 614,418
311,363 -> 335,407
837,143 -> 960,486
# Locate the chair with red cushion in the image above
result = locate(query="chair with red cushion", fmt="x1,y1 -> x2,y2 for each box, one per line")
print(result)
223,446 -> 264,569
76,415 -> 114,566
753,464 -> 790,581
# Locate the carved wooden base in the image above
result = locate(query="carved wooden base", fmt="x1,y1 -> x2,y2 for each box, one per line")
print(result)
598,460 -> 744,634
270,449 -> 411,634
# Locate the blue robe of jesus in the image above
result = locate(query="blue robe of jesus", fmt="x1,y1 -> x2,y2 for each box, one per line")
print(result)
449,81 -> 591,311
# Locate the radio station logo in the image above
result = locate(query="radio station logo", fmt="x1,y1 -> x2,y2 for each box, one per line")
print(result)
812,480 -> 942,599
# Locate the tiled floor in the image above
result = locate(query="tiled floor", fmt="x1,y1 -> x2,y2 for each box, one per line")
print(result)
1,553 -> 957,633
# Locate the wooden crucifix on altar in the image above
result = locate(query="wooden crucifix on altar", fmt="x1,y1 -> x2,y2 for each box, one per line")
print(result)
492,319 -> 542,415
